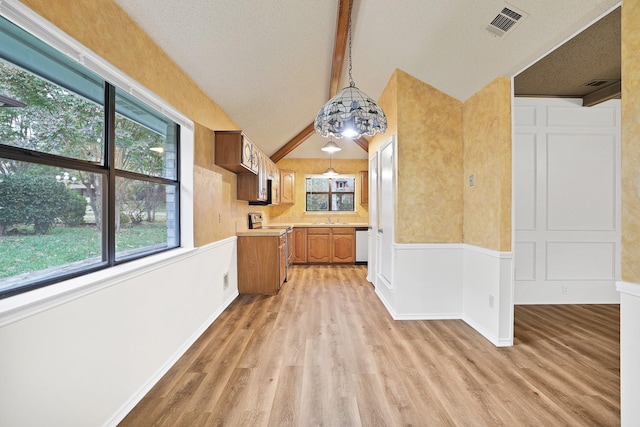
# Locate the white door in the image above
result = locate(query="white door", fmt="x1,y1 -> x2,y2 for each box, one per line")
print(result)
367,153 -> 378,284
378,137 -> 395,287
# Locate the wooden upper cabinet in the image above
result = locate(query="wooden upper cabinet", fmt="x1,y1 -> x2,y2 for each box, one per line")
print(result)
281,169 -> 295,204
238,151 -> 269,202
214,130 -> 258,174
360,170 -> 368,205
268,160 -> 281,205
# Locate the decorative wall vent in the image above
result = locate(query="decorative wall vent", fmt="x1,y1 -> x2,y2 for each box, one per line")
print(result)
486,6 -> 528,37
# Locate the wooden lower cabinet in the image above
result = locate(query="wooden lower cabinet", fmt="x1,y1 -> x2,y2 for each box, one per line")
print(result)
303,227 -> 355,264
307,228 -> 331,263
291,227 -> 308,264
332,228 -> 355,263
237,234 -> 286,295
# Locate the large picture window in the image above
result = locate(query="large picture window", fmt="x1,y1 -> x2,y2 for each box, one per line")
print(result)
306,175 -> 355,212
0,16 -> 180,298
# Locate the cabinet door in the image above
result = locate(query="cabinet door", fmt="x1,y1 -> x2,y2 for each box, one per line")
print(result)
241,136 -> 253,171
332,228 -> 355,263
280,170 -> 295,204
291,228 -> 307,264
360,171 -> 369,205
307,229 -> 330,263
237,236 -> 280,295
250,142 -> 260,173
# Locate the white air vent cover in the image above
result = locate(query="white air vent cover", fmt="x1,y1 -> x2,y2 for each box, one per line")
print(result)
486,5 -> 528,37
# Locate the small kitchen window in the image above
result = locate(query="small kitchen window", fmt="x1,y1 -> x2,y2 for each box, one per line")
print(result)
305,175 -> 355,212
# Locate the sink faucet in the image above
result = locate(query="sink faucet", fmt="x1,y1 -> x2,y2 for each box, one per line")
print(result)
327,216 -> 332,224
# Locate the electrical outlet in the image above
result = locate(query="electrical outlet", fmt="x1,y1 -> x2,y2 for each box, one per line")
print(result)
489,295 -> 494,308
562,284 -> 568,294
469,175 -> 475,187
223,273 -> 229,290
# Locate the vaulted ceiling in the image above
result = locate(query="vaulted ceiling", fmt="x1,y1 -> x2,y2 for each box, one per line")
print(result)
113,0 -> 621,160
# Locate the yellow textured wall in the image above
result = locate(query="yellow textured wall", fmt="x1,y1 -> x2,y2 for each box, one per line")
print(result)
395,70 -> 463,244
21,0 -> 251,244
462,77 -> 512,252
193,125 -> 262,245
369,71 -> 398,156
621,0 -> 640,283
269,158 -> 369,224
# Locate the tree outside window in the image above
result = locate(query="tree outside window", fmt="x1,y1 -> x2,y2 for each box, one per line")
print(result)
0,16 -> 180,298
306,176 -> 355,212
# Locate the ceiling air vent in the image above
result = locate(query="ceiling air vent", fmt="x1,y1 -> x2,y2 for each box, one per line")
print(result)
486,6 -> 527,37
584,79 -> 615,87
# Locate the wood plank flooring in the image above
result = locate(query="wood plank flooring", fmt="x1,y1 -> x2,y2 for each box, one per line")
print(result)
119,265 -> 620,426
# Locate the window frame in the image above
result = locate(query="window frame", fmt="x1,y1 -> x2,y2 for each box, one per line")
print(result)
305,174 -> 356,212
0,5 -> 191,300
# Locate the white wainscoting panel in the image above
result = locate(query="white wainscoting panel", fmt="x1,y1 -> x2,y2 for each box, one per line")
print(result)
546,104 -> 617,128
462,245 -> 514,347
391,244 -> 463,319
0,238 -> 239,427
546,241 -> 615,280
514,98 -> 620,304
373,243 -> 513,346
514,133 -> 537,231
546,133 -> 616,231
514,242 -> 536,281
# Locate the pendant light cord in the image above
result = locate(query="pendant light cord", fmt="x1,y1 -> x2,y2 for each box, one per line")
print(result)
347,0 -> 355,88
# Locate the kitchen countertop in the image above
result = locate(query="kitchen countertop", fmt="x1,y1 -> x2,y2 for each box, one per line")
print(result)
236,228 -> 286,237
236,223 -> 369,237
272,223 -> 369,228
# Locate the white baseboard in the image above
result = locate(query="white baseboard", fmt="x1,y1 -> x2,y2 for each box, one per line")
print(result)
393,313 -> 462,320
462,314 -> 513,347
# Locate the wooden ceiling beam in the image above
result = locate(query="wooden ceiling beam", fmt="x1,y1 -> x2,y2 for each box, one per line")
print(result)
270,123 -> 316,163
270,0 -> 356,163
582,81 -> 621,107
353,136 -> 369,152
329,0 -> 351,98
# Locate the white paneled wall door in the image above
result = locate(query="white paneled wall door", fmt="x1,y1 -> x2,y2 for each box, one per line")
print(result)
514,98 -> 621,304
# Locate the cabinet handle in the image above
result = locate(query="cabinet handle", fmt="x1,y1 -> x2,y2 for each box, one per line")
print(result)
378,228 -> 383,233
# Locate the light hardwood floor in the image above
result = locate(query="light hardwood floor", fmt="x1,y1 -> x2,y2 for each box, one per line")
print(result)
119,265 -> 620,426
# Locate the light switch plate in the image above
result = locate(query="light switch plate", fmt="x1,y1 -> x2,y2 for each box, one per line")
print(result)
469,175 -> 475,187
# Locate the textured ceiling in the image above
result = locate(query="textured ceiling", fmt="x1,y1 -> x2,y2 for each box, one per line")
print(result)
113,0 -> 621,160
515,7 -> 621,98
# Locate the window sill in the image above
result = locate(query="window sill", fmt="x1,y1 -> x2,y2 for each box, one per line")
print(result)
0,247 -> 197,328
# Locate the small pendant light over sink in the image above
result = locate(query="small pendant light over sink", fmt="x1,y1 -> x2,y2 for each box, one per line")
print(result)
321,138 -> 342,153
323,153 -> 339,176
314,0 -> 387,139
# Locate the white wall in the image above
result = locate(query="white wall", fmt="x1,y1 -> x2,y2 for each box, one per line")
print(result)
0,238 -> 238,427
618,281 -> 640,426
514,98 -> 621,304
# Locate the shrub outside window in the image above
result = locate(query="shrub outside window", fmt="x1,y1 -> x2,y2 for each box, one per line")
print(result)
306,176 -> 355,212
0,16 -> 180,298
